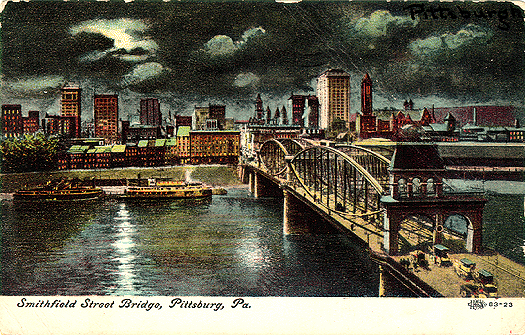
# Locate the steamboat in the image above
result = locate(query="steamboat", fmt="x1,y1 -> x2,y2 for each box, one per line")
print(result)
13,179 -> 103,202
124,179 -> 213,199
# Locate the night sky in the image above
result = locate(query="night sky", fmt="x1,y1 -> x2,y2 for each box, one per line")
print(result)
1,0 -> 524,121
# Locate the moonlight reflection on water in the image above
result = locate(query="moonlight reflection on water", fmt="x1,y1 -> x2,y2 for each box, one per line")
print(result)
1,187 -> 379,296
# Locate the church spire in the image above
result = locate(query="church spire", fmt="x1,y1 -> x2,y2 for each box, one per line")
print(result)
281,106 -> 288,125
266,106 -> 272,124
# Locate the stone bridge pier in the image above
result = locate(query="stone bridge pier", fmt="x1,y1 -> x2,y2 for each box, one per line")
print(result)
248,171 -> 282,198
283,190 -> 337,235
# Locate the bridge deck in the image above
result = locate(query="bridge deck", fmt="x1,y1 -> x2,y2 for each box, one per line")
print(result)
390,252 -> 525,297
290,187 -> 384,241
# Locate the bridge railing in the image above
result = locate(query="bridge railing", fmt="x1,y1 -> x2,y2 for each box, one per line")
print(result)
258,138 -> 312,179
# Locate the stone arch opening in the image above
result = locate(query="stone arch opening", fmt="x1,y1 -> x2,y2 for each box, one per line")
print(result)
398,179 -> 408,198
412,178 -> 422,197
398,214 -> 435,254
443,213 -> 473,253
426,178 -> 435,197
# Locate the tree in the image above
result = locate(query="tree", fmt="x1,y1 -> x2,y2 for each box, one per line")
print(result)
0,134 -> 59,173
327,118 -> 348,139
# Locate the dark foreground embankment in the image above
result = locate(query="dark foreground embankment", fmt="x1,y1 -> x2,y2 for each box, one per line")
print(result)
0,165 -> 242,193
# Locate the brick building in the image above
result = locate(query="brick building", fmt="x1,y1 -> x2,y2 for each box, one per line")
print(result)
43,114 -> 77,138
59,128 -> 240,169
176,126 -> 191,164
126,125 -> 161,142
23,111 -> 40,134
190,130 -> 240,165
164,137 -> 178,165
307,96 -> 320,129
1,104 -> 22,139
61,84 -> 82,137
94,94 -> 119,144
175,115 -> 192,128
209,105 -> 226,130
357,73 -> 435,140
289,95 -> 306,127
140,98 -> 162,126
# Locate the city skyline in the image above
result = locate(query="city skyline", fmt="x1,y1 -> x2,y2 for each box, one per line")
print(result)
1,1 -> 524,121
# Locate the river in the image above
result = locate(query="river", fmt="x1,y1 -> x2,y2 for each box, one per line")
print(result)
0,187 -> 379,296
1,180 -> 524,297
442,179 -> 525,265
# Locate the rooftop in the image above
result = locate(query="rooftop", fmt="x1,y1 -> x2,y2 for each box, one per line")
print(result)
165,138 -> 177,146
390,143 -> 445,170
137,140 -> 150,147
177,126 -> 191,137
319,68 -> 350,77
437,142 -> 525,159
155,139 -> 166,147
111,145 -> 126,153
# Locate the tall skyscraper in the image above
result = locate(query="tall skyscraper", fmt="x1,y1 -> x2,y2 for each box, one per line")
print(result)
361,73 -> 373,115
317,69 -> 351,130
358,73 -> 376,135
289,94 -> 306,126
307,96 -> 319,129
1,104 -> 22,139
61,83 -> 81,137
94,94 -> 119,144
140,98 -> 161,126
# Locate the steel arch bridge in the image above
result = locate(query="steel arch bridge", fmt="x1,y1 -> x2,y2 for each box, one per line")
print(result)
256,140 -> 391,219
243,140 -> 488,296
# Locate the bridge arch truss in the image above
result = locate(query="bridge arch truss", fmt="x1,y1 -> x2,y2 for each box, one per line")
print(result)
335,145 -> 391,190
258,138 -> 310,179
288,145 -> 387,219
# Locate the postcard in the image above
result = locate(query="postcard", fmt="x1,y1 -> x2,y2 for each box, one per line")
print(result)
1,0 -> 524,334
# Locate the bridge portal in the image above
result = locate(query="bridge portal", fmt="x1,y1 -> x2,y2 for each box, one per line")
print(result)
381,144 -> 486,255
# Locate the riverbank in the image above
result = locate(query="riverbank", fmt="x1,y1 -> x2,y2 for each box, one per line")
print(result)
0,165 -> 243,193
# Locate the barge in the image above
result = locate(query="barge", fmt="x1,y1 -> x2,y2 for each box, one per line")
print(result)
13,179 -> 103,202
124,179 -> 213,199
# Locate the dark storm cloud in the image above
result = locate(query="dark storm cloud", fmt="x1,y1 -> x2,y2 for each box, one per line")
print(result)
336,2 -> 525,102
1,1 -> 524,119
